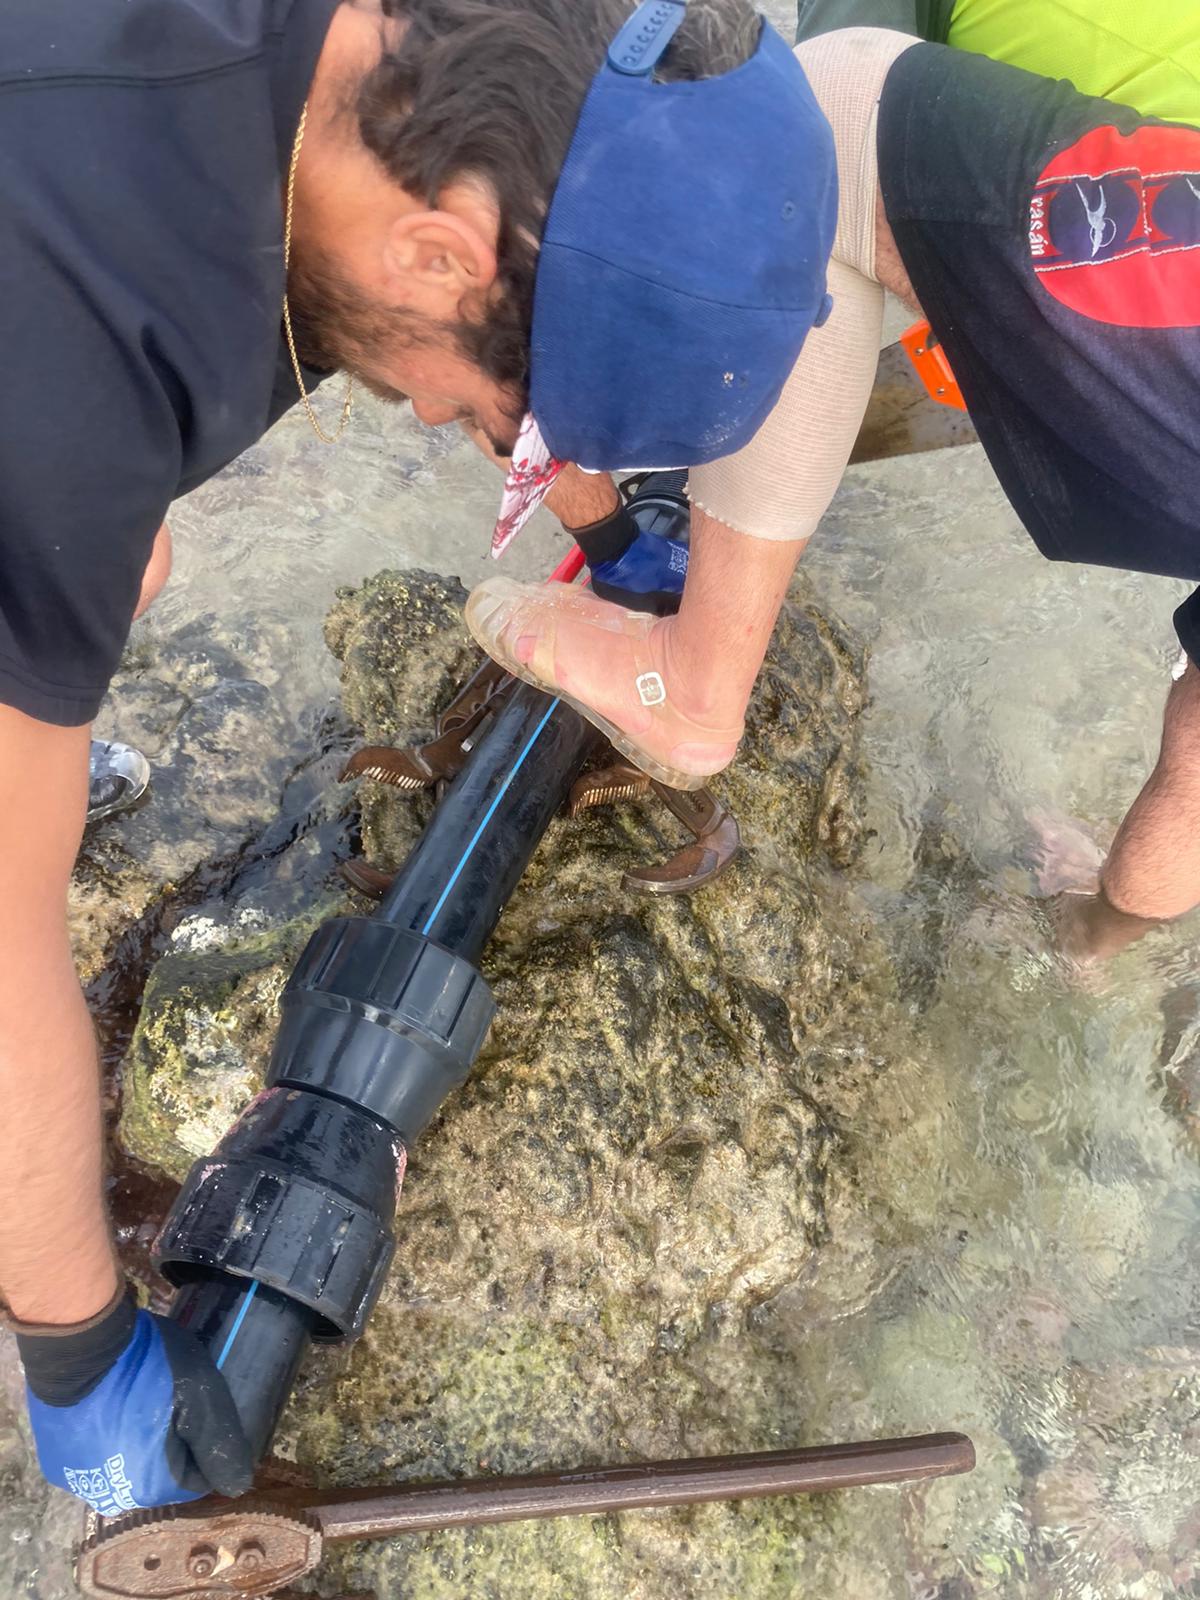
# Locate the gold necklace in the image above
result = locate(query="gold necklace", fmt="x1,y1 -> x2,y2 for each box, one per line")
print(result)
282,101 -> 355,444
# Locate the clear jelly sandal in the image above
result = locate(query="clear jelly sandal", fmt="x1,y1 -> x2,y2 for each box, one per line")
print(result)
464,577 -> 742,791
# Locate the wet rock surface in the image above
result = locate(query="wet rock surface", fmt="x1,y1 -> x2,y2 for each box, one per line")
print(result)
70,618 -> 303,987
5,542 -> 1200,1600
104,565 -> 920,1599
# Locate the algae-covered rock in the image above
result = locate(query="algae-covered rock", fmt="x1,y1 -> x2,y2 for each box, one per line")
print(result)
71,617 -> 302,984
116,568 -> 944,1598
324,568 -> 478,745
119,906 -> 335,1183
106,565 -> 1200,1600
313,574 -> 874,1405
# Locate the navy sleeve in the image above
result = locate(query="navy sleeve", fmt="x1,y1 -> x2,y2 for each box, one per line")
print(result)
0,192 -> 179,726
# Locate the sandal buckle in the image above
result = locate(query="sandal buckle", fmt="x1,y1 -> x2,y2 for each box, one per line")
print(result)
636,671 -> 667,707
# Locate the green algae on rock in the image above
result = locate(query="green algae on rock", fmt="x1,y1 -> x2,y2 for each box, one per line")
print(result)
119,905 -> 336,1183
114,568 -> 924,1597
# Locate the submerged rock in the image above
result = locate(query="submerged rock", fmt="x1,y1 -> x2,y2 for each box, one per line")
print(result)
70,617 -> 304,985
115,568 -> 932,1594
42,563 -> 1199,1600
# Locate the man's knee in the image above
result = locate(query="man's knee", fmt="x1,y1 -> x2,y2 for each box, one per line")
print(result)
133,523 -> 172,619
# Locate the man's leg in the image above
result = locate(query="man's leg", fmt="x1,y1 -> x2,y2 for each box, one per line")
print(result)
134,521 -> 172,619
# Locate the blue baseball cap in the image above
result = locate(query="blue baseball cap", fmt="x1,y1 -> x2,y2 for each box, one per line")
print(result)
493,1 -> 838,552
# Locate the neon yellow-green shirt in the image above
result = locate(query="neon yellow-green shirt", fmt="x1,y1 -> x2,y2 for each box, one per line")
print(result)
947,0 -> 1200,125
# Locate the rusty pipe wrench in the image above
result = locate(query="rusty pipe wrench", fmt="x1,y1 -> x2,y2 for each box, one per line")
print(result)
76,1433 -> 974,1600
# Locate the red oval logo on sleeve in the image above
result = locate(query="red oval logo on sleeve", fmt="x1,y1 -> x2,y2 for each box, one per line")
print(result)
1030,123 -> 1200,328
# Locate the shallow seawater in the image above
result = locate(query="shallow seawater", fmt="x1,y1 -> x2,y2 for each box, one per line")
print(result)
752,20 -> 1197,1585
791,444 -> 1200,1597
4,405 -> 1200,1596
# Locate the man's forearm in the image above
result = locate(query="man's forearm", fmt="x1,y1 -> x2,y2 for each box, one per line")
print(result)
1101,662 -> 1200,921
0,711 -> 119,1327
543,466 -> 619,530
460,428 -> 620,532
0,953 -> 119,1325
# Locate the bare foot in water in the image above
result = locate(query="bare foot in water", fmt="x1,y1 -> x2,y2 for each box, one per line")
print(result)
1026,805 -> 1106,897
1026,806 -> 1159,966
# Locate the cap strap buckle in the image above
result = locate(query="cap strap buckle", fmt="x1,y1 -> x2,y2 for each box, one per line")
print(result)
607,0 -> 687,77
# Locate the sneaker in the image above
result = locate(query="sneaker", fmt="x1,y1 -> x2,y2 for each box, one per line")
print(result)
88,739 -> 151,823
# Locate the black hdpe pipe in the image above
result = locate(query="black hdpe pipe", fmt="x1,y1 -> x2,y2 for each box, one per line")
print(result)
158,683 -> 598,1463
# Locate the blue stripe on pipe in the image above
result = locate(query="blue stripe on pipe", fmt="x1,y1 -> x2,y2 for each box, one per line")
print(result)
421,698 -> 561,937
216,1279 -> 259,1370
215,697 -> 561,1368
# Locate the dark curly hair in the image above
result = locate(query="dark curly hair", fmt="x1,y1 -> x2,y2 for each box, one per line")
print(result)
355,0 -> 762,402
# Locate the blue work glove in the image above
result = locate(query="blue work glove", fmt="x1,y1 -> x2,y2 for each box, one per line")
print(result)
571,481 -> 690,616
16,1288 -> 253,1515
591,524 -> 689,613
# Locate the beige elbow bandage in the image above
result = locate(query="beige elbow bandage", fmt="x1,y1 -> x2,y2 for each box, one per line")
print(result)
689,256 -> 885,541
689,27 -> 919,541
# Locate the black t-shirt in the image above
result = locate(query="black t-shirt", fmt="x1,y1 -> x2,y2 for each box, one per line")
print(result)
0,0 -> 337,724
877,44 -> 1200,662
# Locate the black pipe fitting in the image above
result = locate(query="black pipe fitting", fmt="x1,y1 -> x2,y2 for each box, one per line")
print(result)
154,684 -> 598,1475
269,920 -> 496,1143
155,1086 -> 401,1341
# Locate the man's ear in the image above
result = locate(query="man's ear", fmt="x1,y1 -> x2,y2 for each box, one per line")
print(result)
383,198 -> 498,313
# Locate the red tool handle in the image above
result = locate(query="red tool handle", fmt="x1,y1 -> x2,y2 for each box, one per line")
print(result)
548,545 -> 586,585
